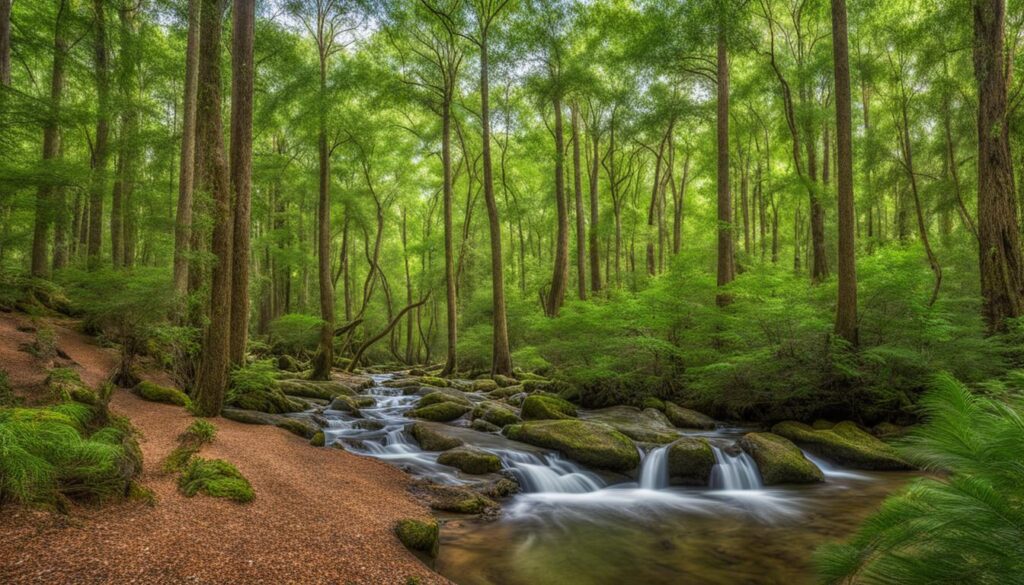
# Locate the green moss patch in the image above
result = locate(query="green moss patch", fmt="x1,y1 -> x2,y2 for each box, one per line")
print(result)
395,518 -> 439,557
437,447 -> 502,475
134,381 -> 191,408
178,457 -> 254,503
739,432 -> 824,485
472,401 -> 521,428
520,394 -> 577,420
666,437 -> 715,486
772,421 -> 911,470
504,419 -> 639,472
664,403 -> 716,430
409,422 -> 463,451
409,401 -> 471,422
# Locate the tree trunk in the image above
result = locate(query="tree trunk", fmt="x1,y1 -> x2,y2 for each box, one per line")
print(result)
87,0 -> 109,270
740,151 -> 751,256
440,98 -> 458,375
311,59 -> 334,380
571,102 -> 586,299
715,25 -> 733,306
192,0 -> 232,417
898,100 -> 941,306
546,93 -> 569,316
173,0 -> 201,296
588,123 -> 601,293
832,0 -> 858,345
228,0 -> 254,366
0,0 -> 10,86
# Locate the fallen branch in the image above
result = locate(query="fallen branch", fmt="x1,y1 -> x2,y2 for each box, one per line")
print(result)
345,293 -> 431,372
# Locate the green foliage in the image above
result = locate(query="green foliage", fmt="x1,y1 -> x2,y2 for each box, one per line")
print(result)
178,457 -> 254,503
227,360 -> 303,414
816,374 -> 1024,584
164,419 -> 218,472
267,313 -> 325,357
0,369 -> 15,407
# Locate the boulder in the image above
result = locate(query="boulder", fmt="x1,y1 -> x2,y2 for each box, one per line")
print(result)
409,401 -> 471,422
472,379 -> 500,393
488,384 -> 524,399
384,378 -> 423,389
665,402 -> 716,430
328,395 -> 362,415
416,391 -> 470,408
471,419 -> 501,433
353,419 -> 385,431
274,417 -> 319,440
812,419 -> 836,430
133,381 -> 191,407
409,422 -> 464,451
472,400 -> 521,428
582,406 -> 678,444
279,379 -> 355,400
276,354 -> 302,372
772,421 -> 911,470
504,419 -> 640,472
437,446 -> 503,475
641,397 -> 666,411
310,431 -> 326,447
411,481 -> 498,514
666,437 -> 715,486
520,379 -> 554,393
493,375 -> 518,388
395,518 -> 439,557
418,376 -> 449,388
521,394 -> 577,420
738,432 -> 824,485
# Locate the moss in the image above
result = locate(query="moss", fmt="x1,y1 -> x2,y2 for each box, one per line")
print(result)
520,379 -> 553,393
488,384 -> 524,399
416,391 -> 470,408
812,419 -> 836,430
472,401 -> 520,428
395,518 -> 439,557
275,417 -> 318,439
772,421 -> 911,470
409,422 -> 463,451
493,374 -> 518,388
163,419 -> 218,472
521,394 -> 577,420
134,381 -> 191,408
641,397 -> 666,411
584,406 -> 679,444
504,419 -> 640,471
278,379 -> 355,400
516,371 -> 547,382
664,402 -> 716,430
228,362 -> 304,414
178,457 -> 254,503
739,432 -> 824,485
310,431 -> 326,447
419,376 -> 449,388
472,379 -> 499,393
666,437 -> 715,486
437,447 -> 503,475
409,401 -> 471,422
45,368 -> 95,405
471,419 -> 501,433
413,482 -> 497,514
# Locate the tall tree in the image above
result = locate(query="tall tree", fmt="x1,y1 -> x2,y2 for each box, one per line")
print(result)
832,0 -> 857,344
228,0 -> 254,365
192,0 -> 232,416
173,0 -> 201,296
87,0 -> 110,270
0,0 -> 10,86
571,101 -> 586,299
973,0 -> 1024,332
715,17 -> 733,306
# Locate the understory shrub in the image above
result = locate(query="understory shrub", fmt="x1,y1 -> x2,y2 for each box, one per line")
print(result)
164,419 -> 217,472
226,360 -> 303,413
178,457 -> 253,503
267,313 -> 324,358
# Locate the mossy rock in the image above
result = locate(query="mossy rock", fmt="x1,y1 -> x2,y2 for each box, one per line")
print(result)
772,421 -> 911,470
641,397 -> 666,411
413,482 -> 497,514
471,419 -> 501,433
279,379 -> 355,400
493,375 -> 518,388
276,354 -> 302,372
488,384 -> 524,399
228,386 -> 304,415
504,419 -> 640,472
472,401 -> 521,428
521,394 -> 577,421
395,518 -> 439,557
665,402 -> 716,430
274,417 -> 318,440
134,381 -> 191,408
472,379 -> 499,393
739,432 -> 824,485
384,378 -> 423,389
417,391 -> 470,408
409,401 -> 470,422
45,368 -> 96,404
872,422 -> 908,438
178,457 -> 254,503
584,406 -> 678,444
409,422 -> 464,451
310,431 -> 326,447
506,392 -> 528,407
437,447 -> 503,475
812,419 -> 836,430
418,376 -> 449,388
667,437 -> 715,486
353,419 -> 385,431
520,379 -> 553,393
328,395 -> 362,415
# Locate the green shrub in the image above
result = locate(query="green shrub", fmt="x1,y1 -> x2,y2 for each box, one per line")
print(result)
227,361 -> 303,414
816,373 -> 1024,584
268,313 -> 325,357
134,381 -> 191,408
178,457 -> 254,503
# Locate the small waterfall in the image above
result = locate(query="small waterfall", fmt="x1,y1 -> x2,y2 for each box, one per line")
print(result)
638,446 -> 669,490
499,451 -> 605,494
710,446 -> 762,490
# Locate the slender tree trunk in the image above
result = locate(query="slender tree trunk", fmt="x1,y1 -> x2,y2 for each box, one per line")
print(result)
716,24 -> 733,306
740,152 -> 751,256
228,0 -> 254,366
173,0 -> 200,295
87,0 -> 109,270
832,0 -> 858,344
546,93 -> 569,316
192,0 -> 232,417
588,125 -> 601,293
479,37 -> 512,375
441,98 -> 458,375
898,101 -> 941,306
311,59 -> 334,380
571,102 -> 586,299
0,0 -> 10,86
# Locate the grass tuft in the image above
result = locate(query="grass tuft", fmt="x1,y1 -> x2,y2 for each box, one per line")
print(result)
178,457 -> 254,503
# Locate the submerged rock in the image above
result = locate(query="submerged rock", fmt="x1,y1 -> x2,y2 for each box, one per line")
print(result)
409,401 -> 471,422
471,419 -> 502,433
409,422 -> 464,451
772,421 -> 911,470
504,419 -> 640,472
582,406 -> 679,444
437,446 -> 503,475
472,400 -> 521,428
411,480 -> 498,514
664,403 -> 716,430
520,394 -> 577,420
395,518 -> 439,557
738,432 -> 824,485
666,437 -> 715,486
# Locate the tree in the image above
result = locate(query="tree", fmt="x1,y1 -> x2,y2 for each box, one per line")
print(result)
87,0 -> 110,270
972,0 -> 1024,333
0,0 -> 10,87
173,0 -> 201,297
715,16 -> 733,306
831,0 -> 857,344
229,0 -> 255,365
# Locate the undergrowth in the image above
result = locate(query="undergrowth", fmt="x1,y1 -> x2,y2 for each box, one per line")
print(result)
178,457 -> 254,503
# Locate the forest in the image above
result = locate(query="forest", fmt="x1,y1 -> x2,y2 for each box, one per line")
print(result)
1,0 -> 1023,583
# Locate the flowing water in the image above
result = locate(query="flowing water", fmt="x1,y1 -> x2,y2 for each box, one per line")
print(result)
318,374 -> 916,585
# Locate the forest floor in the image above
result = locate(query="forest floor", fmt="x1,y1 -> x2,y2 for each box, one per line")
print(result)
0,312 -> 448,585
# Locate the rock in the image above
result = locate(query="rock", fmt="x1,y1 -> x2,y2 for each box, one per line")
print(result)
409,422 -> 464,451
666,437 -> 715,486
471,419 -> 501,433
276,354 -> 302,372
477,477 -> 519,498
506,392 -> 528,407
228,386 -> 304,414
133,381 -> 191,407
772,421 -> 911,470
384,378 -> 423,389
395,518 -> 439,557
520,379 -> 553,393
328,395 -> 362,415
515,371 -> 547,382
582,406 -> 678,444
437,447 -> 503,475
872,422 -> 907,438
664,403 -> 716,430
331,371 -> 375,392
310,431 -> 326,447
642,397 -> 666,411
417,391 -> 470,408
411,481 -> 498,514
221,407 -> 283,426
488,384 -> 524,399
409,401 -> 471,422
353,419 -> 385,431
275,417 -> 319,440
278,379 -> 355,400
812,419 -> 835,430
472,400 -> 521,428
738,432 -> 824,485
493,374 -> 518,388
418,376 -> 449,388
504,419 -> 640,472
521,394 -> 577,420
472,379 -> 499,393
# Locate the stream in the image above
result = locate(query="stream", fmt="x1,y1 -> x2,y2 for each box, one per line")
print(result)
318,374 -> 915,585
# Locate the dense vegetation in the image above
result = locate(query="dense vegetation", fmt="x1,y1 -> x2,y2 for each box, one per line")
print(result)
3,0 -> 1024,581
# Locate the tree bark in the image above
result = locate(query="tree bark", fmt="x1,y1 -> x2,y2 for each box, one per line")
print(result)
832,0 -> 858,345
228,0 -> 254,366
588,119 -> 602,293
571,102 -> 586,299
440,98 -> 458,375
192,0 -> 232,417
715,24 -> 733,306
0,0 -> 10,86
173,0 -> 201,296
546,92 -> 569,316
87,0 -> 110,270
